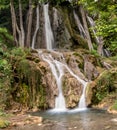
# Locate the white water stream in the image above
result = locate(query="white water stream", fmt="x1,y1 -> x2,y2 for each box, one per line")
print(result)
73,11 -> 86,38
87,16 -> 100,44
43,3 -> 54,50
63,64 -> 87,108
39,50 -> 88,111
42,54 -> 66,111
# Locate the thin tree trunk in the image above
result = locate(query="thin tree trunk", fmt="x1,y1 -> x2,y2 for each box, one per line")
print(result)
19,0 -> 25,47
32,4 -> 39,49
80,6 -> 93,51
26,0 -> 33,48
97,37 -> 104,56
10,0 -> 18,46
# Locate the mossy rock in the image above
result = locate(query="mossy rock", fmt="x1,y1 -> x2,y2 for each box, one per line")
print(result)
73,52 -> 84,70
12,56 -> 48,109
72,33 -> 88,49
90,68 -> 117,105
14,83 -> 29,105
59,6 -> 73,36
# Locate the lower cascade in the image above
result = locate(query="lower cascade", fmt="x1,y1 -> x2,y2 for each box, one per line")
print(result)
41,52 -> 66,111
38,50 -> 88,112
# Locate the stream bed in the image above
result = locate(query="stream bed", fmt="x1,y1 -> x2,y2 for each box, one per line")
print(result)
11,108 -> 117,130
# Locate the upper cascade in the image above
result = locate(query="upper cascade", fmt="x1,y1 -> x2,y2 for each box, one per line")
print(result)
31,3 -> 93,51
73,11 -> 86,39
43,3 -> 54,50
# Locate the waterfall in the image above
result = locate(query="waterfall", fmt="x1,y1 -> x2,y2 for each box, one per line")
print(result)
38,50 -> 88,111
73,11 -> 86,38
34,5 -> 88,112
87,16 -> 100,44
78,85 -> 87,108
41,53 -> 66,111
43,3 -> 54,50
62,63 -> 88,109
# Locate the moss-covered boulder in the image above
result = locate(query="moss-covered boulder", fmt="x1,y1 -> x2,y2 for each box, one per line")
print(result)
86,68 -> 117,110
10,50 -> 59,111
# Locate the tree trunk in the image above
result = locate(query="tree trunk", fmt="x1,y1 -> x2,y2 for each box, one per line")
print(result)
10,0 -> 18,46
19,0 -> 25,47
80,6 -> 93,51
32,4 -> 39,49
26,0 -> 33,48
97,37 -> 104,56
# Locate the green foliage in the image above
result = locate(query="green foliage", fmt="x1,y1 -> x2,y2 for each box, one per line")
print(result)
79,0 -> 117,56
92,69 -> 117,104
95,19 -> 117,55
112,100 -> 117,110
0,119 -> 10,128
0,110 -> 11,129
0,28 -> 13,47
0,59 -> 12,76
0,42 -> 13,109
11,47 -> 29,57
16,83 -> 29,105
0,44 -> 12,78
90,49 -> 100,57
0,0 -> 10,10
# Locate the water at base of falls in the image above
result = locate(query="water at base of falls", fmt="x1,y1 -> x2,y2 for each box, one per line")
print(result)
48,107 -> 87,113
31,109 -> 117,130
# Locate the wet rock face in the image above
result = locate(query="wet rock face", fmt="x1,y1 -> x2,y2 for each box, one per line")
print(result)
38,51 -> 85,109
40,61 -> 58,108
34,51 -> 84,109
11,49 -> 110,111
86,67 -> 117,110
34,50 -> 87,109
84,55 -> 99,80
63,74 -> 83,108
11,52 -> 59,110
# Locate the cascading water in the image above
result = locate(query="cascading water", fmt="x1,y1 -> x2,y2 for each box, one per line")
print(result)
78,84 -> 87,108
39,50 -> 88,111
87,16 -> 100,44
63,64 -> 88,109
73,11 -> 86,38
35,5 -> 88,112
43,3 -> 54,50
41,54 -> 66,111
